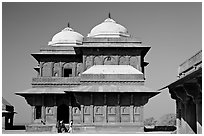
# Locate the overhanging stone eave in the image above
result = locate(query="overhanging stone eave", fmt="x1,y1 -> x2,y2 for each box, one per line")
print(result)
64,84 -> 159,93
159,67 -> 202,91
15,88 -> 68,96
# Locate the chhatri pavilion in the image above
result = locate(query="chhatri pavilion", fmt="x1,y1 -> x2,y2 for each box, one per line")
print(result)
16,14 -> 160,132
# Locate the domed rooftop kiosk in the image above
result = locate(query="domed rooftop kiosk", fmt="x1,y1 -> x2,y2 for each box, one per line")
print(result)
48,23 -> 83,46
87,14 -> 130,38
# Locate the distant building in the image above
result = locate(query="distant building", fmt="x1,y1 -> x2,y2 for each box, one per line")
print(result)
161,50 -> 202,134
2,97 -> 15,130
16,15 -> 159,133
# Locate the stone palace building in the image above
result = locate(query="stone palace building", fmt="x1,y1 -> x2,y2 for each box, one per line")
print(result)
161,50 -> 202,134
16,15 -> 159,132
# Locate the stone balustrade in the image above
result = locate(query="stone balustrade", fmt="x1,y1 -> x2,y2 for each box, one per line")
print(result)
32,77 -> 80,86
178,50 -> 202,77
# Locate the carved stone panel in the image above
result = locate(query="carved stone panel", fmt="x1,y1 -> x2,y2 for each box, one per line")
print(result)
53,62 -> 60,77
84,106 -> 90,115
133,106 -> 140,122
72,107 -> 81,114
94,106 -> 105,122
107,106 -> 117,122
104,56 -> 117,65
121,106 -> 130,122
130,56 -> 139,69
119,56 -> 129,65
85,56 -> 93,70
93,56 -> 103,65
95,106 -> 103,115
84,106 -> 91,123
42,62 -> 52,77
64,63 -> 73,69
46,107 -> 54,115
134,115 -> 140,122
134,107 -> 140,114
76,63 -> 83,76
121,106 -> 130,115
72,107 -> 81,124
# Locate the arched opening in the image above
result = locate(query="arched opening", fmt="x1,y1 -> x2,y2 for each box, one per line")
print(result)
57,104 -> 69,123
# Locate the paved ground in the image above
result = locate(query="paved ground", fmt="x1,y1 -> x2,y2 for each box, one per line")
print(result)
2,129 -> 173,134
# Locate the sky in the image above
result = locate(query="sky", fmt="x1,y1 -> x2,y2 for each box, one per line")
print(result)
2,2 -> 202,124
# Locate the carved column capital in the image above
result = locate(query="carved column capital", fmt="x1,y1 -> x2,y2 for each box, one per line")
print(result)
183,82 -> 201,103
174,86 -> 190,104
169,88 -> 178,100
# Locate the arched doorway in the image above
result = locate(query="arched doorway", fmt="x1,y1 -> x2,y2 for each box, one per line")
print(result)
57,104 -> 69,123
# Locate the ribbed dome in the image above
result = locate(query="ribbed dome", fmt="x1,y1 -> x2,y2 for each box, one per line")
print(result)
88,18 -> 130,38
48,26 -> 83,46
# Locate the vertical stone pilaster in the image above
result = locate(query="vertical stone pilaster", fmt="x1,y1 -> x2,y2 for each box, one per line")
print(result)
81,105 -> 84,124
73,62 -> 77,77
130,94 -> 134,122
180,102 -> 187,133
41,95 -> 46,122
83,55 -> 86,72
117,94 -> 120,122
50,62 -> 54,77
69,106 -> 73,122
53,95 -> 57,123
139,106 -> 144,123
195,97 -> 202,134
115,56 -> 119,65
39,62 -> 43,77
68,95 -> 72,122
176,100 -> 181,134
32,106 -> 35,123
104,93 -> 107,123
59,62 -> 63,77
90,93 -> 94,123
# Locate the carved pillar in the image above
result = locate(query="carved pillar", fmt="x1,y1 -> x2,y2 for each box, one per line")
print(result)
104,93 -> 107,123
90,93 -> 94,123
185,99 -> 196,134
41,95 -> 46,122
130,94 -> 134,123
195,97 -> 202,134
50,62 -> 54,76
174,86 -> 190,134
68,95 -> 72,122
176,100 -> 182,134
83,55 -> 86,72
59,62 -> 63,77
73,62 -> 77,77
53,95 -> 57,123
117,94 -> 120,122
32,106 -> 35,123
39,62 -> 43,77
139,106 -> 144,123
81,105 -> 84,124
115,56 -> 119,65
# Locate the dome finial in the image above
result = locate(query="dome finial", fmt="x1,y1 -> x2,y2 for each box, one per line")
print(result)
67,22 -> 70,27
108,12 -> 111,19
